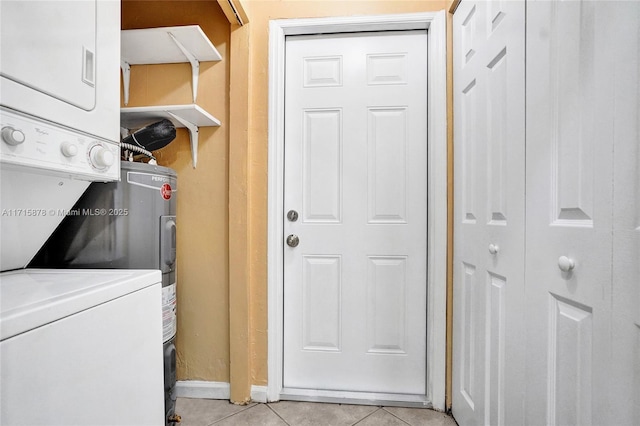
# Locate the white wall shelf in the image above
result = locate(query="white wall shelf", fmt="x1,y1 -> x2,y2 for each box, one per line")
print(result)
121,104 -> 221,168
120,25 -> 222,105
120,25 -> 223,168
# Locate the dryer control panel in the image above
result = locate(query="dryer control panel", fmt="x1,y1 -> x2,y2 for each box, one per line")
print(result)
0,107 -> 119,181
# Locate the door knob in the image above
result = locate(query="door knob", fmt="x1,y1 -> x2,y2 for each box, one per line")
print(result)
488,244 -> 499,255
558,256 -> 575,272
286,234 -> 300,247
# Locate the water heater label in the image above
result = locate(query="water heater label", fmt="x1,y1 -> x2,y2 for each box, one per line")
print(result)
162,283 -> 177,342
161,183 -> 172,200
127,171 -> 177,192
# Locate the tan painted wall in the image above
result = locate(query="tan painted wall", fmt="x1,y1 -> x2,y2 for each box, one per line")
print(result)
122,0 -> 454,408
121,0 -> 232,383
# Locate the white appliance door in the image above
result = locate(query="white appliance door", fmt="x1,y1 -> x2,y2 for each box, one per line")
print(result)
1,282 -> 164,425
283,31 -> 428,396
0,1 -> 120,144
0,1 -> 96,110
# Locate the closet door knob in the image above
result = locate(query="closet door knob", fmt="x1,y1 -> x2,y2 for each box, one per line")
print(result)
558,256 -> 575,272
488,244 -> 499,255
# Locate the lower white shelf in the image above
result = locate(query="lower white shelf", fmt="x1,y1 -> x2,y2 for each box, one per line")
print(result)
121,104 -> 220,128
121,104 -> 221,168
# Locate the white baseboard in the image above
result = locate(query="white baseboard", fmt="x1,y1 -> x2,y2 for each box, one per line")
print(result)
251,385 -> 268,403
176,381 -> 269,403
175,381 -> 230,400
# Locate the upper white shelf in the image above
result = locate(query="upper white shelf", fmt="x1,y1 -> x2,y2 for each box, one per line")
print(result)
120,25 -> 222,105
121,25 -> 222,64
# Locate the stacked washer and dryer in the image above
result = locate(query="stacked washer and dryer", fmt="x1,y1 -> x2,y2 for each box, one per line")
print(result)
0,2 -> 176,425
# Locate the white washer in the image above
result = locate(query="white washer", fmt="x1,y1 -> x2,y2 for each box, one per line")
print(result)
0,269 -> 165,425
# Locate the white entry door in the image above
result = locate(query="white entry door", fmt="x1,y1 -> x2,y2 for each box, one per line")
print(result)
283,31 -> 428,396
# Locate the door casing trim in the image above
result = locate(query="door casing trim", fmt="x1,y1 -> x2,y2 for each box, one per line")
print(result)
267,11 -> 448,411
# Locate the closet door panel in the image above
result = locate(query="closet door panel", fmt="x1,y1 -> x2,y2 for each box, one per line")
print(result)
453,4 -> 488,423
525,1 -> 625,424
453,1 -> 525,424
610,2 -> 640,423
481,2 -> 526,425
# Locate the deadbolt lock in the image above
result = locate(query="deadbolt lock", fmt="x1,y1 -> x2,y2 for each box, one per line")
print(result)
287,210 -> 299,222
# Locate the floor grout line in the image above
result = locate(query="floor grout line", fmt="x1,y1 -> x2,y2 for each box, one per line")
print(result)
381,407 -> 413,426
351,407 -> 384,425
266,403 -> 292,425
208,402 -> 258,425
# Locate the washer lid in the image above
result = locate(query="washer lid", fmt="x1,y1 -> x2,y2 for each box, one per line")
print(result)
0,269 -> 161,340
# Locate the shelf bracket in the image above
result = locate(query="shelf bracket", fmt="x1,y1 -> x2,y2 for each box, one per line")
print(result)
168,32 -> 200,103
120,60 -> 131,106
167,111 -> 199,169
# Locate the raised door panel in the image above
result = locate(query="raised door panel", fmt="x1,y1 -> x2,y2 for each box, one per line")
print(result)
548,296 -> 593,425
366,256 -> 407,354
485,272 -> 506,426
367,108 -> 408,223
460,78 -> 479,224
302,109 -> 343,223
459,263 -> 479,411
486,48 -> 508,224
301,256 -> 342,352
548,1 -> 597,226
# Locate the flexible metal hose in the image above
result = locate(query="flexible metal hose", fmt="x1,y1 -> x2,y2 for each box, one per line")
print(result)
121,142 -> 155,160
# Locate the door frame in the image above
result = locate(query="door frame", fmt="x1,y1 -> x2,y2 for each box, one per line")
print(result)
267,12 -> 448,410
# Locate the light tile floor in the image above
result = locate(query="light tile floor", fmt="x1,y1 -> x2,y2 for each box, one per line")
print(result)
175,398 -> 458,426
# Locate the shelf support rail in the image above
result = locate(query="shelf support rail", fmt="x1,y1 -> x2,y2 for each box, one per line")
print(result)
168,32 -> 200,103
167,111 -> 200,169
121,60 -> 131,106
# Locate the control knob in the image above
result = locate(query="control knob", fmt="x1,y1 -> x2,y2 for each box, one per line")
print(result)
89,144 -> 115,169
60,142 -> 78,158
1,126 -> 26,146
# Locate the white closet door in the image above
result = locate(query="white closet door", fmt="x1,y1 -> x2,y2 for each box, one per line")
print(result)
610,2 -> 640,423
454,1 -> 639,424
524,1 -> 638,424
453,1 -> 525,424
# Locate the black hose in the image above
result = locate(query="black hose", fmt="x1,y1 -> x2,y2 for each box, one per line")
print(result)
122,119 -> 176,151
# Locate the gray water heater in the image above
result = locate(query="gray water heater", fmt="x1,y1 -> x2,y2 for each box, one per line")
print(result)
31,160 -> 179,426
